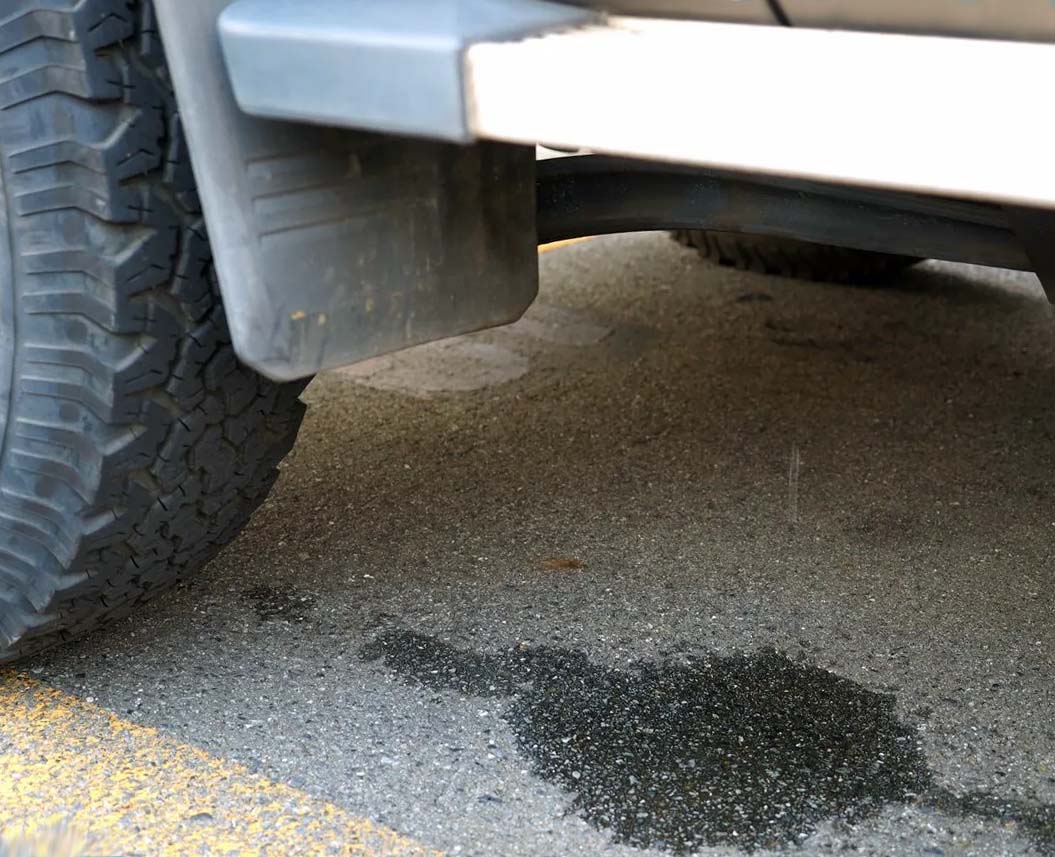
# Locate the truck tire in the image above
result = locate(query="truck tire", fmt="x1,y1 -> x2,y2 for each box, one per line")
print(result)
0,0 -> 308,661
673,230 -> 922,283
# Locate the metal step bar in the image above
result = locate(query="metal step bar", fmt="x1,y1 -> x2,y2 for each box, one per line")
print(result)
220,2 -> 1055,208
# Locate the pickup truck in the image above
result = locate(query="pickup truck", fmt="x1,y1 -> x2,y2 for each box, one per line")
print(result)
0,0 -> 1050,660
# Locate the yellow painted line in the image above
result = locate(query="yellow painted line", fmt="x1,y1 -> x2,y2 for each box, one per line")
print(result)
0,672 -> 440,857
538,237 -> 592,254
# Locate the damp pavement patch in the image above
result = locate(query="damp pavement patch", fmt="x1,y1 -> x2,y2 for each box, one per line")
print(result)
241,584 -> 317,622
361,630 -> 1055,855
335,302 -> 613,396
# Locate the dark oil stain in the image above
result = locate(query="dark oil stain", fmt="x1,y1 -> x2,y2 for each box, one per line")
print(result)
363,632 -> 939,852
841,508 -> 932,550
241,585 -> 316,622
362,631 -> 1055,854
925,788 -> 1055,853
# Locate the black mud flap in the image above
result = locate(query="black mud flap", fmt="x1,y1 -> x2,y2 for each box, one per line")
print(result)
154,0 -> 538,381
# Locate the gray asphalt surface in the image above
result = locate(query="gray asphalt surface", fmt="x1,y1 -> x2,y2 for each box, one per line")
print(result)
32,233 -> 1055,856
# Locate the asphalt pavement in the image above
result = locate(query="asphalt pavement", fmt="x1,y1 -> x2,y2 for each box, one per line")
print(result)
8,232 -> 1055,856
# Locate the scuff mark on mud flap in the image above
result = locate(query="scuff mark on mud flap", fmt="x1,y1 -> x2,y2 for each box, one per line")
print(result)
361,630 -> 1055,854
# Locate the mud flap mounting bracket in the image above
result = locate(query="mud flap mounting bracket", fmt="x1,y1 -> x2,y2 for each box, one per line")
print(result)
1007,206 -> 1055,304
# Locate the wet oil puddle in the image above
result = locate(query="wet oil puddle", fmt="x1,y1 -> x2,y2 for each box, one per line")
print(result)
361,631 -> 1055,854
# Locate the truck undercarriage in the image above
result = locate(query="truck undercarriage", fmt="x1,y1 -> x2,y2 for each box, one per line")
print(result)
155,0 -> 1055,381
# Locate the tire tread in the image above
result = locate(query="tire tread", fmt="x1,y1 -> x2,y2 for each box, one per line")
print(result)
0,0 -> 307,660
673,229 -> 920,283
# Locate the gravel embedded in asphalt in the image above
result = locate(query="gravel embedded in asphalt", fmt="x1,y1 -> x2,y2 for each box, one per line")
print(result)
28,233 -> 1055,856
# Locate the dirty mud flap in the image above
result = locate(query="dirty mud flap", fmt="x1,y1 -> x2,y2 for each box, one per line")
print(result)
154,0 -> 538,382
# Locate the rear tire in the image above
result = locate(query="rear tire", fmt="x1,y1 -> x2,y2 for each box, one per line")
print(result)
0,0 -> 307,660
673,230 -> 922,283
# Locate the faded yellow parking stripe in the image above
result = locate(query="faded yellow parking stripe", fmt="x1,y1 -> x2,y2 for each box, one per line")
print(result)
0,672 -> 440,857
